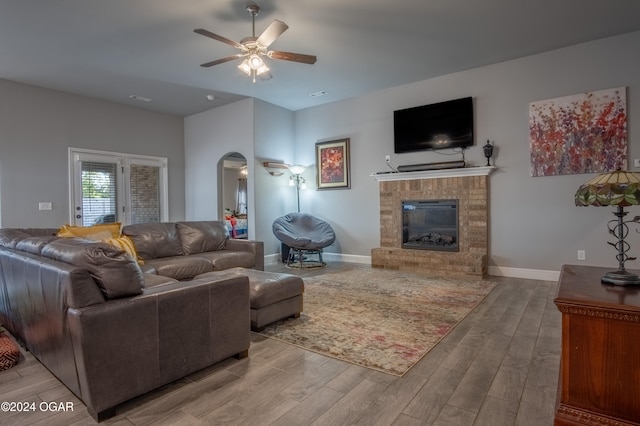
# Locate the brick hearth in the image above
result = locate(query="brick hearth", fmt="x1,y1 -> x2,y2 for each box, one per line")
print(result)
371,167 -> 494,278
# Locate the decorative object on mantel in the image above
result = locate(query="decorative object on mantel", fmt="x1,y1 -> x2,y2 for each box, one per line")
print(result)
529,86 -> 627,177
575,169 -> 640,286
316,138 -> 350,190
483,140 -> 494,166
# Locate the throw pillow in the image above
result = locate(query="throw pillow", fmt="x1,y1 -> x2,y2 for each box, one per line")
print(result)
103,235 -> 143,265
82,230 -> 114,241
0,333 -> 20,371
57,223 -> 122,239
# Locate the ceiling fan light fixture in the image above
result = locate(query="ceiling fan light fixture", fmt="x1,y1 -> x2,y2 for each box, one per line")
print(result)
255,63 -> 270,76
238,59 -> 251,75
248,54 -> 263,70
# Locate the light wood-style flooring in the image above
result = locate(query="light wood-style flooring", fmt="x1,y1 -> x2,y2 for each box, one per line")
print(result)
0,262 -> 561,425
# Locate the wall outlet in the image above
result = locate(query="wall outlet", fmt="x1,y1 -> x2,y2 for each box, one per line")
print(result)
38,202 -> 52,211
635,158 -> 640,168
577,250 -> 586,261
385,155 -> 391,163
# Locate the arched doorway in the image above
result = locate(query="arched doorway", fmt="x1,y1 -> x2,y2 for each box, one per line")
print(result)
219,152 -> 248,239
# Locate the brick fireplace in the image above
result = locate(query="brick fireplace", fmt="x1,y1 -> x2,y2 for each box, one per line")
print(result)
371,167 -> 495,278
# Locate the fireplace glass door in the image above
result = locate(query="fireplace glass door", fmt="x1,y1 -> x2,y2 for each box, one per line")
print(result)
402,199 -> 458,251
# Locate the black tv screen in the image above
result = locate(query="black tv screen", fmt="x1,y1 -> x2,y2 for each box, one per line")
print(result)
394,97 -> 474,153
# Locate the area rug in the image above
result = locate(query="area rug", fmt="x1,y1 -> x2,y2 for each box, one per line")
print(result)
258,268 -> 496,376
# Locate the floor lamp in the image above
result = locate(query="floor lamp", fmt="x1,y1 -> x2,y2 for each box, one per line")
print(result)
288,165 -> 306,212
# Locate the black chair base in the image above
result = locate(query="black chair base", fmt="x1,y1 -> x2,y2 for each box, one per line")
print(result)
286,248 -> 326,268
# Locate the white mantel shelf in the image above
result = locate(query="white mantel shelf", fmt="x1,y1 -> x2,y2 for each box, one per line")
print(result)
370,166 -> 496,182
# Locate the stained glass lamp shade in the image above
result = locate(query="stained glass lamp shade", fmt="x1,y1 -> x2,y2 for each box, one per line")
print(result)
575,169 -> 640,285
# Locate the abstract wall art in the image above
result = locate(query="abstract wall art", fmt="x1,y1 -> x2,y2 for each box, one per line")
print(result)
529,87 -> 627,177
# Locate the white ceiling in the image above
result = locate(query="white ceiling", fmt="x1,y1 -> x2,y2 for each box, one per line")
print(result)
2,0 -> 639,117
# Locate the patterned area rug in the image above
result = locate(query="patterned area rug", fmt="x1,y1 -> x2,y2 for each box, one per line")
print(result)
259,268 -> 496,376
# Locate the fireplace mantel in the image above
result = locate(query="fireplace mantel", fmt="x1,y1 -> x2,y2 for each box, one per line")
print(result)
371,166 -> 496,182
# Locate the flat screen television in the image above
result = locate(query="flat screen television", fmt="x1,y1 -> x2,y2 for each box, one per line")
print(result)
394,97 -> 474,153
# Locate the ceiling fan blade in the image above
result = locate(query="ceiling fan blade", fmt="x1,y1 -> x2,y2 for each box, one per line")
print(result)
256,20 -> 288,48
200,54 -> 244,68
194,28 -> 244,50
268,50 -> 317,64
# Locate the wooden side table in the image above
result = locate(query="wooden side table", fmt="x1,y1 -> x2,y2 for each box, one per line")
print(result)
554,264 -> 640,425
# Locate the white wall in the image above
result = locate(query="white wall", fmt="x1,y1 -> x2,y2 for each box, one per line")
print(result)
0,79 -> 185,228
292,31 -> 640,275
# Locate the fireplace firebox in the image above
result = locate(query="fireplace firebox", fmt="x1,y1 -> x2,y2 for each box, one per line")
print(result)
402,199 -> 458,251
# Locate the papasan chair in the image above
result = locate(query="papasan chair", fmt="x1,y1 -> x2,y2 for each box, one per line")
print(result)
272,213 -> 336,268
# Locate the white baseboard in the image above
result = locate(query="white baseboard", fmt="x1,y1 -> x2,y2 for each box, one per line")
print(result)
264,253 -> 560,281
488,265 -> 560,281
322,253 -> 371,264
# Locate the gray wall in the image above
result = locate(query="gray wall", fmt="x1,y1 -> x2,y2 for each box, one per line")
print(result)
253,99 -> 296,254
184,98 -> 256,238
292,31 -> 640,276
184,98 -> 296,249
0,79 -> 185,228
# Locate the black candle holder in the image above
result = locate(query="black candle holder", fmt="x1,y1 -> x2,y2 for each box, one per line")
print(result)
483,140 -> 494,166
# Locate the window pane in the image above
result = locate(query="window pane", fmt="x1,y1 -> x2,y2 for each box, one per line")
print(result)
81,162 -> 117,226
130,164 -> 160,224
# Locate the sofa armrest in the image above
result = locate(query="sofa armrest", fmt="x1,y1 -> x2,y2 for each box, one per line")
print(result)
225,239 -> 264,271
66,275 -> 250,419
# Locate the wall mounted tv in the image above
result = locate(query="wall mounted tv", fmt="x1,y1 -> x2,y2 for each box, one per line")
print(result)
394,96 -> 474,153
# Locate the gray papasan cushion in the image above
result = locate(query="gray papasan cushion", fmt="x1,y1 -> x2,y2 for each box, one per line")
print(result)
272,213 -> 336,250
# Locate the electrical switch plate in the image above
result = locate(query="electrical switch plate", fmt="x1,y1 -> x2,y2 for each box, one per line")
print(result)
635,159 -> 640,167
577,250 -> 586,261
39,202 -> 52,211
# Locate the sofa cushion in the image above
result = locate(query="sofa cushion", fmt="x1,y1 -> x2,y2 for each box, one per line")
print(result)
122,222 -> 184,259
0,229 -> 57,249
142,256 -> 213,280
142,273 -> 179,289
176,221 -> 227,255
15,236 -> 60,254
41,238 -> 143,299
193,251 -> 255,271
0,229 -> 31,249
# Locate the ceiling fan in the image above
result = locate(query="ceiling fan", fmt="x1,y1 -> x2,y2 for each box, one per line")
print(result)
194,4 -> 317,83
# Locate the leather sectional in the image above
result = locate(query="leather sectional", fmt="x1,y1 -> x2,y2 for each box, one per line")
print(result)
0,221 -> 264,421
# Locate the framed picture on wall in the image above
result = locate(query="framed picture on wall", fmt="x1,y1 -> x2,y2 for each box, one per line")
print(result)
316,138 -> 350,190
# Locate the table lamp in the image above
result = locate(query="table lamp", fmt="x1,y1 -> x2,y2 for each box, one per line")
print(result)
575,169 -> 640,285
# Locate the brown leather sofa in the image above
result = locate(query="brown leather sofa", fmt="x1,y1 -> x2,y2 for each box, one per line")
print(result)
0,222 -> 264,421
122,221 -> 264,280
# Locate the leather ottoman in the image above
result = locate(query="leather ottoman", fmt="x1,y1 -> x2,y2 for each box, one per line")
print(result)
195,267 -> 304,331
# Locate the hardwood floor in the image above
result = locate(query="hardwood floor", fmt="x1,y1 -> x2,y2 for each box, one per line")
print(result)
0,263 -> 561,425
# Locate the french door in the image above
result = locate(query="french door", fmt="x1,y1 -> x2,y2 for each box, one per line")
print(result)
69,148 -> 168,226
